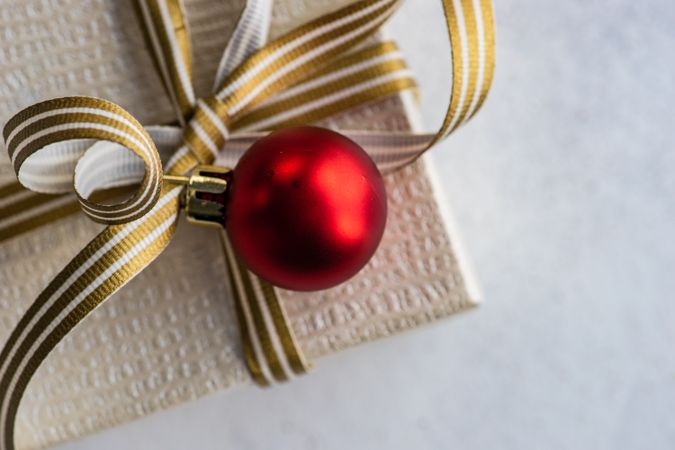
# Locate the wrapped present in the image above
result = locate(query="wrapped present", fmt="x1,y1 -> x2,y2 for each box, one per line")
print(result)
0,0 -> 494,449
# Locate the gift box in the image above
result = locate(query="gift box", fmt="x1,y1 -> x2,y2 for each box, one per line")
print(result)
0,0 -> 492,448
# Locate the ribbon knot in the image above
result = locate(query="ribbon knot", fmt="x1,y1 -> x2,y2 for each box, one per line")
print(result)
182,98 -> 231,166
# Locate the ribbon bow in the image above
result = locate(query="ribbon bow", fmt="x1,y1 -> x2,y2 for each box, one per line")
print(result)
0,1 -> 494,448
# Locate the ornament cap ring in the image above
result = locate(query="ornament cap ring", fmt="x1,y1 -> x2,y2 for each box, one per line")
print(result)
164,165 -> 232,228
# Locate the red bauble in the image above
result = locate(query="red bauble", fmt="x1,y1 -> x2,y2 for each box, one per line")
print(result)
226,126 -> 387,291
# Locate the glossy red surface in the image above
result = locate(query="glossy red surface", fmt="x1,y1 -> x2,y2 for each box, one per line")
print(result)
226,127 -> 387,291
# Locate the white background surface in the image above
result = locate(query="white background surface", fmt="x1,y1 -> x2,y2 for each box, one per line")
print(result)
58,1 -> 675,449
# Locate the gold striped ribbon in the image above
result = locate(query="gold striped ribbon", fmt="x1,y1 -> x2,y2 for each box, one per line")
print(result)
0,1 -> 494,448
135,0 -> 196,123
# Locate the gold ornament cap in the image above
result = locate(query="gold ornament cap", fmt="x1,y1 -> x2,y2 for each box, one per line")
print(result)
164,165 -> 232,227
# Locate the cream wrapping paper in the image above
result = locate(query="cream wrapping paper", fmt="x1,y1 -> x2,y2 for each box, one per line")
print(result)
0,0 -> 480,448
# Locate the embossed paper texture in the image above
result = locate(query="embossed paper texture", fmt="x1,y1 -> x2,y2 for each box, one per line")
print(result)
0,1 -> 478,449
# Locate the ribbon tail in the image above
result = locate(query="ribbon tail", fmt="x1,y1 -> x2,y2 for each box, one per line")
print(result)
220,231 -> 309,386
424,0 -> 496,149
0,186 -> 182,450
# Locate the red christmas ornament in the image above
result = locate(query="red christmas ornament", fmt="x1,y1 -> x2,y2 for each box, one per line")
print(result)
225,126 -> 387,291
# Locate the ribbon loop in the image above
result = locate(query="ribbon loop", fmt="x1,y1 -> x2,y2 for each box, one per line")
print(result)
213,0 -> 273,89
2,97 -> 163,225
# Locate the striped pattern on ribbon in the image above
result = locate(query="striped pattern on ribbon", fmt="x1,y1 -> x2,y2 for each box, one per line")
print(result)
213,0 -> 274,90
135,0 -> 196,123
232,41 -> 416,132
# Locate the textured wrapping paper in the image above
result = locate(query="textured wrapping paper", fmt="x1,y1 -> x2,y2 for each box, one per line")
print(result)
0,0 -> 480,448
